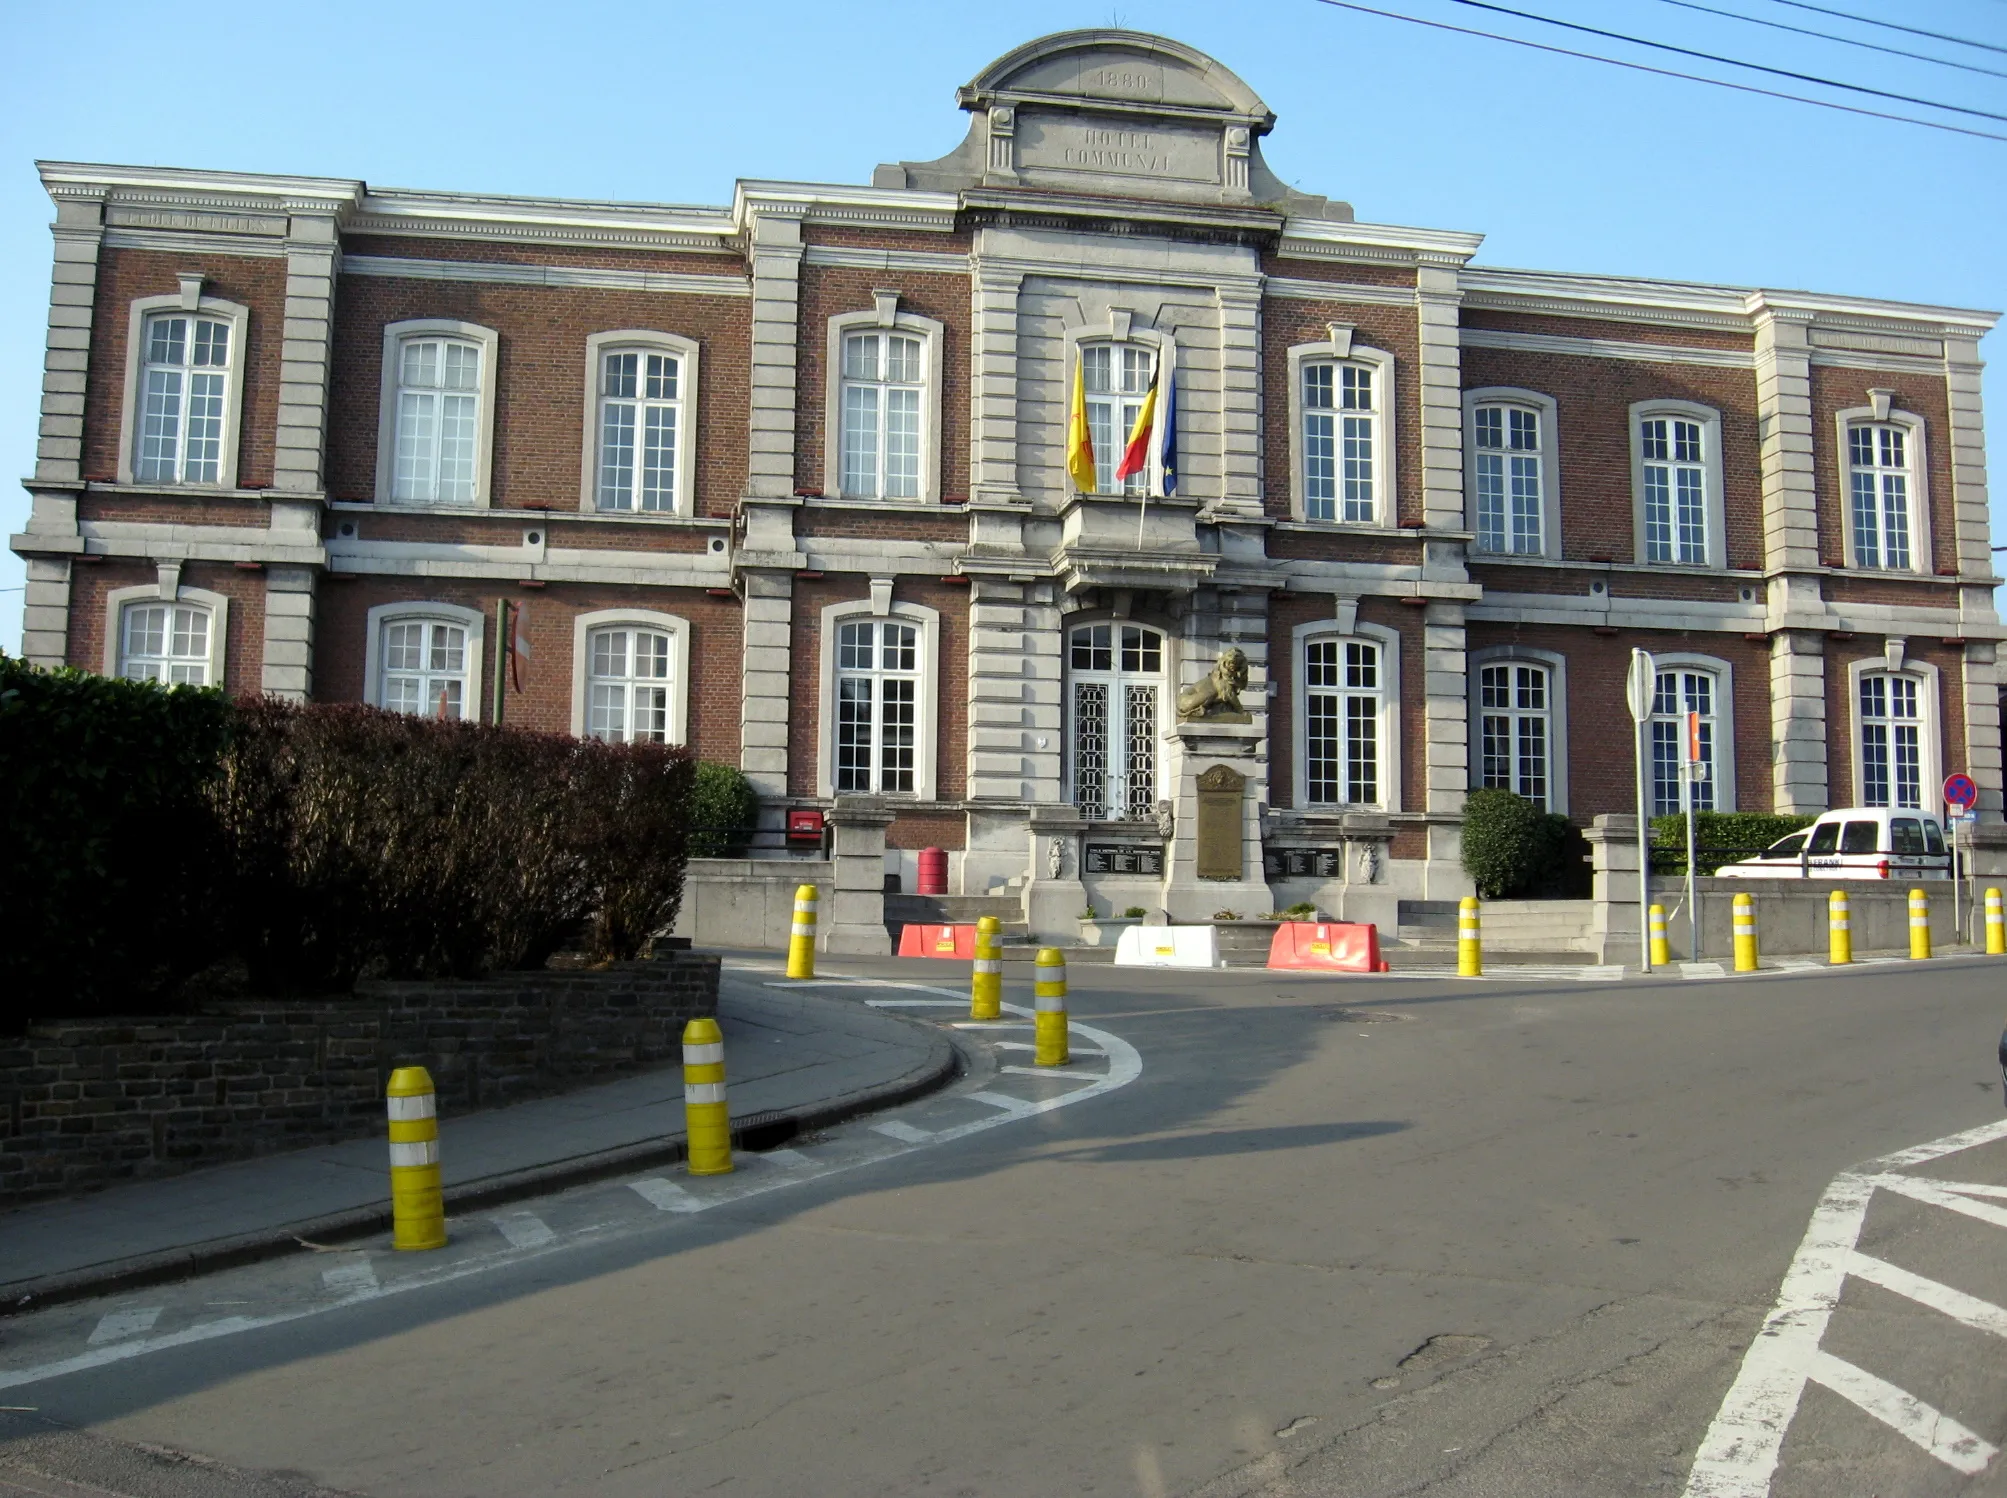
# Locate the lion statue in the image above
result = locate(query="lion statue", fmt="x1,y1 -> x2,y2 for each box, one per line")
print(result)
1177,647 -> 1250,722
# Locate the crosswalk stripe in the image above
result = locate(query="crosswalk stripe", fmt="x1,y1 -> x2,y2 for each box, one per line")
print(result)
493,1211 -> 556,1250
629,1176 -> 700,1212
870,1119 -> 934,1144
87,1307 -> 161,1345
320,1260 -> 377,1296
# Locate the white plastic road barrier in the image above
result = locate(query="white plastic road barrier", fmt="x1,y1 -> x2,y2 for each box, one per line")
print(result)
1112,924 -> 1220,969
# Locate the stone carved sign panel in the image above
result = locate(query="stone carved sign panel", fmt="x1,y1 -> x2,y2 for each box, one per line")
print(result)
1195,763 -> 1246,881
1014,114 -> 1220,185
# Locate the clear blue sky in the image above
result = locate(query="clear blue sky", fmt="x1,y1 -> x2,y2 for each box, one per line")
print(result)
2,0 -> 2001,652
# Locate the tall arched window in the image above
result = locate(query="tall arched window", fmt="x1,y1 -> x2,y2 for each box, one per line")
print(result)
381,617 -> 470,720
840,330 -> 925,500
1301,360 -> 1378,524
378,320 -> 498,506
1476,661 -> 1553,811
120,600 -> 213,686
1859,671 -> 1924,809
1303,637 -> 1385,807
596,349 -> 682,512
835,619 -> 919,793
1472,401 -> 1543,554
1069,623 -> 1164,820
1847,421 -> 1917,571
587,626 -> 674,742
1632,401 -> 1724,568
1082,343 -> 1156,496
1650,667 -> 1719,815
136,314 -> 232,485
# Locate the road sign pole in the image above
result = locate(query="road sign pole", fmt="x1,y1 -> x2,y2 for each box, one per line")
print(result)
1626,650 -> 1657,973
1944,774 -> 1979,946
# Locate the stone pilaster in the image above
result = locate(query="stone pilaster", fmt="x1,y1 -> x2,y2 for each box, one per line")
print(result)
823,799 -> 893,955
1213,281 -> 1264,517
1585,814 -> 1646,968
743,203 -> 806,500
1753,305 -> 1820,571
965,578 -> 1043,802
739,569 -> 794,802
273,212 -> 339,495
21,556 -> 74,670
36,185 -> 104,484
1962,641 -> 2002,819
1415,266 -> 1465,528
260,564 -> 317,700
969,264 -> 1024,506
1945,333 -> 1992,579
1422,598 -> 1469,894
1770,629 -> 1828,814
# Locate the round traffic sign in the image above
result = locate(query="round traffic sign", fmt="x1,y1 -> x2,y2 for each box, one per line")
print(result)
1944,772 -> 1979,808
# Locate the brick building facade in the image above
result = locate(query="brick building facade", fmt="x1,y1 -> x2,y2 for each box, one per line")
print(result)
14,30 -> 2001,940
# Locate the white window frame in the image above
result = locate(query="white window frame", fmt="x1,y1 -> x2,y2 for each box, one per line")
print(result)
1468,645 -> 1569,815
362,601 -> 486,721
578,330 -> 701,516
103,581 -> 230,687
1644,652 -> 1737,815
1630,399 -> 1727,570
1463,387 -> 1561,558
568,608 -> 692,745
1064,616 -> 1173,822
1058,318 -> 1179,501
1291,619 -> 1402,812
375,319 -> 500,507
1847,653 -> 1942,812
1287,335 -> 1396,526
1836,403 -> 1931,575
118,293 -> 250,488
824,299 -> 944,504
816,597 -> 939,800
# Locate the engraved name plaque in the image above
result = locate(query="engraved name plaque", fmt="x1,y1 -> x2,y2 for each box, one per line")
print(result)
1194,764 -> 1246,881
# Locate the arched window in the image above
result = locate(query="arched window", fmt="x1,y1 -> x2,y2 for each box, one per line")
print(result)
365,602 -> 485,722
1651,667 -> 1719,815
834,619 -> 920,792
1082,342 -> 1157,497
587,626 -> 674,742
120,600 -> 213,685
1288,336 -> 1395,526
597,350 -> 682,512
1631,401 -> 1725,568
136,314 -> 232,484
1069,623 -> 1164,820
378,320 -> 498,505
1842,409 -> 1927,573
1464,390 -> 1558,556
1476,661 -> 1554,811
1303,636 -> 1385,807
840,330 -> 925,500
1858,671 -> 1924,809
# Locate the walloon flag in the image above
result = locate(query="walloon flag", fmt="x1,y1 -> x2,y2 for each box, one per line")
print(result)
1065,353 -> 1096,493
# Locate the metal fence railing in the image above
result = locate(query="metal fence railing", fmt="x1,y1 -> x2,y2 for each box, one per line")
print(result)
686,825 -> 830,859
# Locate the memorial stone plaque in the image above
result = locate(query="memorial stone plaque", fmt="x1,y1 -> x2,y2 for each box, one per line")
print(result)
1194,763 -> 1246,880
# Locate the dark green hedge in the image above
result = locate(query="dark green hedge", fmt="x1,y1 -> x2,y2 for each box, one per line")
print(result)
687,761 -> 761,857
1461,789 -> 1591,900
1650,811 -> 1817,875
0,656 -> 235,1019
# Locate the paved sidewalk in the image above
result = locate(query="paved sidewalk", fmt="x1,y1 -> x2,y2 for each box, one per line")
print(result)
0,969 -> 954,1310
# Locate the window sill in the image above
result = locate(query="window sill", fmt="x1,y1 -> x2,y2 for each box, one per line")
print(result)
1272,519 -> 1448,539
330,499 -> 729,528
805,494 -> 953,511
86,481 -> 276,502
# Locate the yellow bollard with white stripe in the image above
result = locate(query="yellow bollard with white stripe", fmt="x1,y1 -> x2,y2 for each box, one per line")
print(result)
1457,896 -> 1482,977
1828,888 -> 1852,965
386,1066 -> 446,1252
1648,904 -> 1671,968
786,884 -> 818,979
1033,948 -> 1069,1067
971,915 -> 1002,1020
1909,886 -> 1932,960
682,1016 -> 733,1176
1731,891 -> 1759,973
1987,888 -> 2005,955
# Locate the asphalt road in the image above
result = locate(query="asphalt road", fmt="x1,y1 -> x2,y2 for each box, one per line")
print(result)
2,955 -> 2005,1498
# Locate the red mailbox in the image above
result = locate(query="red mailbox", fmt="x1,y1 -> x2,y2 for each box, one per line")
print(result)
786,809 -> 826,846
916,846 -> 949,895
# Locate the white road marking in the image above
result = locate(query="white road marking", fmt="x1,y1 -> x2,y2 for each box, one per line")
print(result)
999,1064 -> 1098,1081
319,1261 -> 376,1297
629,1177 -> 700,1212
493,1211 -> 556,1250
996,1040 -> 1108,1056
0,976 -> 1141,1395
1848,1252 -> 2007,1339
1681,962 -> 1728,980
758,1148 -> 810,1169
870,1120 -> 934,1144
86,1308 -> 160,1346
1684,1115 -> 2007,1497
967,1091 -> 1040,1117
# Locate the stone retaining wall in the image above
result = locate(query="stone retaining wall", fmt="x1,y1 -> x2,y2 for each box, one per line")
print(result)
0,950 -> 719,1207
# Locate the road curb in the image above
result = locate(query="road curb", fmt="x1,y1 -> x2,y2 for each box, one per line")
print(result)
1,1001 -> 959,1318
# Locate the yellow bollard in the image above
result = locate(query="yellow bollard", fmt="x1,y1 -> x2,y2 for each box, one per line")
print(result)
386,1066 -> 446,1252
1909,886 -> 1932,960
971,915 -> 1002,1020
1457,896 -> 1483,978
1648,904 -> 1671,968
1033,948 -> 1069,1067
786,883 -> 818,979
1732,892 -> 1759,973
682,1016 -> 733,1176
1828,888 -> 1852,965
1987,888 -> 2005,956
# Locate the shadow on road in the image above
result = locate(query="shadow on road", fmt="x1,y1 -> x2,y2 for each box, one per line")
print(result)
1045,1120 -> 1408,1162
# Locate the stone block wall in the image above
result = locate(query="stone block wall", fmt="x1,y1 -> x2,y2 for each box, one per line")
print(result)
0,950 -> 719,1207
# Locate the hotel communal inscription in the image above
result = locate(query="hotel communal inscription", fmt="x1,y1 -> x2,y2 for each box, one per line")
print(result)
1013,115 -> 1217,183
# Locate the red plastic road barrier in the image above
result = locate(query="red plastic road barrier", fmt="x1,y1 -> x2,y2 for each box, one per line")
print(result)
1266,921 -> 1388,973
897,923 -> 978,959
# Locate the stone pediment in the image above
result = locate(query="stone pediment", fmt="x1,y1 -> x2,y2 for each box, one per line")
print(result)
873,30 -> 1350,220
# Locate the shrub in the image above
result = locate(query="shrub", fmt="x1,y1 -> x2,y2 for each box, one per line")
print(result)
572,739 -> 695,962
0,656 -> 235,1026
687,761 -> 760,857
1461,788 -> 1548,899
1651,811 -> 1816,875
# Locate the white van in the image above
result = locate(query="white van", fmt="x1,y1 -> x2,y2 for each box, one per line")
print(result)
1713,807 -> 1951,880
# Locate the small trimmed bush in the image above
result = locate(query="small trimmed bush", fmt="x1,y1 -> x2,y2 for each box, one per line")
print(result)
1461,789 -> 1546,899
687,761 -> 760,857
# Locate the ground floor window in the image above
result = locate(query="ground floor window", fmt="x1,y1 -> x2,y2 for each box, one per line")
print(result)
835,618 -> 919,793
1859,671 -> 1923,809
119,601 -> 212,686
1477,662 -> 1551,811
586,626 -> 673,743
380,617 -> 470,719
1070,623 -> 1163,820
1650,669 -> 1718,816
1304,636 -> 1383,807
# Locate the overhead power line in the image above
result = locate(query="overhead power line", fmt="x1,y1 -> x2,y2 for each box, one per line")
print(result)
1444,0 -> 2007,124
1767,1 -> 2007,58
1308,0 -> 2007,142
1649,0 -> 2007,81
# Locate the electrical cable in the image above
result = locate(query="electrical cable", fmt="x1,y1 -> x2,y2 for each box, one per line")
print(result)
1444,0 -> 2007,123
1308,0 -> 2007,142
1767,1 -> 2007,58
1649,0 -> 2007,81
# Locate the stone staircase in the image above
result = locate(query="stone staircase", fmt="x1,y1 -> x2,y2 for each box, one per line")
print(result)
1381,899 -> 1599,967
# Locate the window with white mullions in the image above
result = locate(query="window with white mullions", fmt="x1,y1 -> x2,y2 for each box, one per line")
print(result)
587,627 -> 673,743
1849,423 -> 1915,570
392,339 -> 482,503
1473,403 -> 1543,554
1303,362 -> 1377,523
120,602 -> 213,686
1477,663 -> 1551,810
1083,344 -> 1155,496
835,620 -> 919,793
596,350 -> 681,512
1069,623 -> 1163,819
1304,638 -> 1383,807
380,619 -> 470,720
1649,670 -> 1717,816
136,315 -> 231,484
1860,672 -> 1923,809
1640,415 -> 1708,564
840,331 -> 925,500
